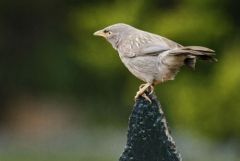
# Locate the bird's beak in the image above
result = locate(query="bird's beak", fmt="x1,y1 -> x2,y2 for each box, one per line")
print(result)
93,30 -> 106,38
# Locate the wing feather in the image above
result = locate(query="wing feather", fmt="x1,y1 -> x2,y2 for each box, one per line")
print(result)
119,30 -> 181,57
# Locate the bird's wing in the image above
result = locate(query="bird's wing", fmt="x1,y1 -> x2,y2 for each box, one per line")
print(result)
138,44 -> 170,56
131,31 -> 182,57
119,43 -> 171,58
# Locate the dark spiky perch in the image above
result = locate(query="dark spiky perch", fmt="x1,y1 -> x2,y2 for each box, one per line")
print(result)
119,93 -> 182,161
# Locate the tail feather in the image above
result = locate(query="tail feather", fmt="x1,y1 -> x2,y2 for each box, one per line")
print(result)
182,46 -> 215,53
169,46 -> 217,62
168,46 -> 217,69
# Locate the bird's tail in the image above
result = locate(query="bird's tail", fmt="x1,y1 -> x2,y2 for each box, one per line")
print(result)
169,46 -> 217,69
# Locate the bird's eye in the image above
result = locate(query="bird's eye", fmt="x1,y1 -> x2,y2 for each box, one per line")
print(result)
103,30 -> 109,33
103,30 -> 112,35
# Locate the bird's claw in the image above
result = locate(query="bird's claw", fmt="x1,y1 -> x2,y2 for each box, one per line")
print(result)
134,92 -> 152,104
142,93 -> 152,103
134,91 -> 141,100
135,83 -> 154,103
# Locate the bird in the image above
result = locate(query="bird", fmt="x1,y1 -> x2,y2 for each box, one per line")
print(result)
93,23 -> 217,102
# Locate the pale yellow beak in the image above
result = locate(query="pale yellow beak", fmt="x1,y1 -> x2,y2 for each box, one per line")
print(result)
93,30 -> 106,38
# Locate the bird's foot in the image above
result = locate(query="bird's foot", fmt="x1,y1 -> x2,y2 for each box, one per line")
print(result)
138,83 -> 154,95
135,83 -> 154,103
141,93 -> 152,103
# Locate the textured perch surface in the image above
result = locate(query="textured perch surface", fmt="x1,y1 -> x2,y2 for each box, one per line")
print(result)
119,93 -> 182,161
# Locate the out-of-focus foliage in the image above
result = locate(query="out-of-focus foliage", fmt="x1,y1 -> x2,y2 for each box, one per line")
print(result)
0,0 -> 240,143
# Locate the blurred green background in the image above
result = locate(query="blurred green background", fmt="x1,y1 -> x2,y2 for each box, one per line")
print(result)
0,0 -> 240,161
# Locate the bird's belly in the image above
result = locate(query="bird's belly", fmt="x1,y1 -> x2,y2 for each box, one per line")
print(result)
120,56 -> 159,83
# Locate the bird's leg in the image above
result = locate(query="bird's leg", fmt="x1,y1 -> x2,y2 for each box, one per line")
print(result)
138,83 -> 154,94
139,83 -> 146,90
135,83 -> 154,103
136,83 -> 151,98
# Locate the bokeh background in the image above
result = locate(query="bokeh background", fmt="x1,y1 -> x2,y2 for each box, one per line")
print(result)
0,0 -> 240,161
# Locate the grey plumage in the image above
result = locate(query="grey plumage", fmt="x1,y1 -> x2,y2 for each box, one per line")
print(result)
94,23 -> 216,95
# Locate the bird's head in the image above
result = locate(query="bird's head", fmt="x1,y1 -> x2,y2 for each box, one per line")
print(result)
93,23 -> 135,49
